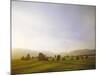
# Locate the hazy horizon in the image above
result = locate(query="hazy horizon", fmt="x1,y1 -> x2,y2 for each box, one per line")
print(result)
12,1 -> 96,53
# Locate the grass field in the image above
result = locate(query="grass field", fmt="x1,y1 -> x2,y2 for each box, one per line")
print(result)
11,55 -> 96,74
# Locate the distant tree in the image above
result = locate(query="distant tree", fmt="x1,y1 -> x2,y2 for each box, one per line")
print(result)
38,53 -> 48,61
32,56 -> 34,59
70,56 -> 74,60
21,56 -> 25,60
53,55 -> 57,61
76,56 -> 79,60
57,55 -> 61,61
45,57 -> 48,61
62,57 -> 66,61
80,55 -> 84,60
48,57 -> 52,61
66,56 -> 69,58
84,55 -> 88,59
38,53 -> 44,61
55,55 -> 56,58
52,57 -> 55,61
26,53 -> 31,60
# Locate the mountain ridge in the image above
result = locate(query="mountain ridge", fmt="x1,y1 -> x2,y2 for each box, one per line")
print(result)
12,48 -> 96,59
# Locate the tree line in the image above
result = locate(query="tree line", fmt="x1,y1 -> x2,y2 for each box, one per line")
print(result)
21,52 -> 89,61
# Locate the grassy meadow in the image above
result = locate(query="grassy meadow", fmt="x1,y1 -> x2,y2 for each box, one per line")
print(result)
11,54 -> 96,74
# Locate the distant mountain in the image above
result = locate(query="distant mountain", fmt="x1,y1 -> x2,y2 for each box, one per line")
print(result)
12,48 -> 38,59
12,48 -> 55,59
67,49 -> 96,56
12,48 -> 96,59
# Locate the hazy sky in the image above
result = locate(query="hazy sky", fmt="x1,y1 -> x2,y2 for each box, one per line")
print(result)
12,1 -> 96,53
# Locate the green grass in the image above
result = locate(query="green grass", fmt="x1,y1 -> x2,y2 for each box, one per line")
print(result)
11,56 -> 96,74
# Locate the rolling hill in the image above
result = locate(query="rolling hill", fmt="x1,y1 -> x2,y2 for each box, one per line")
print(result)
12,48 -> 96,59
